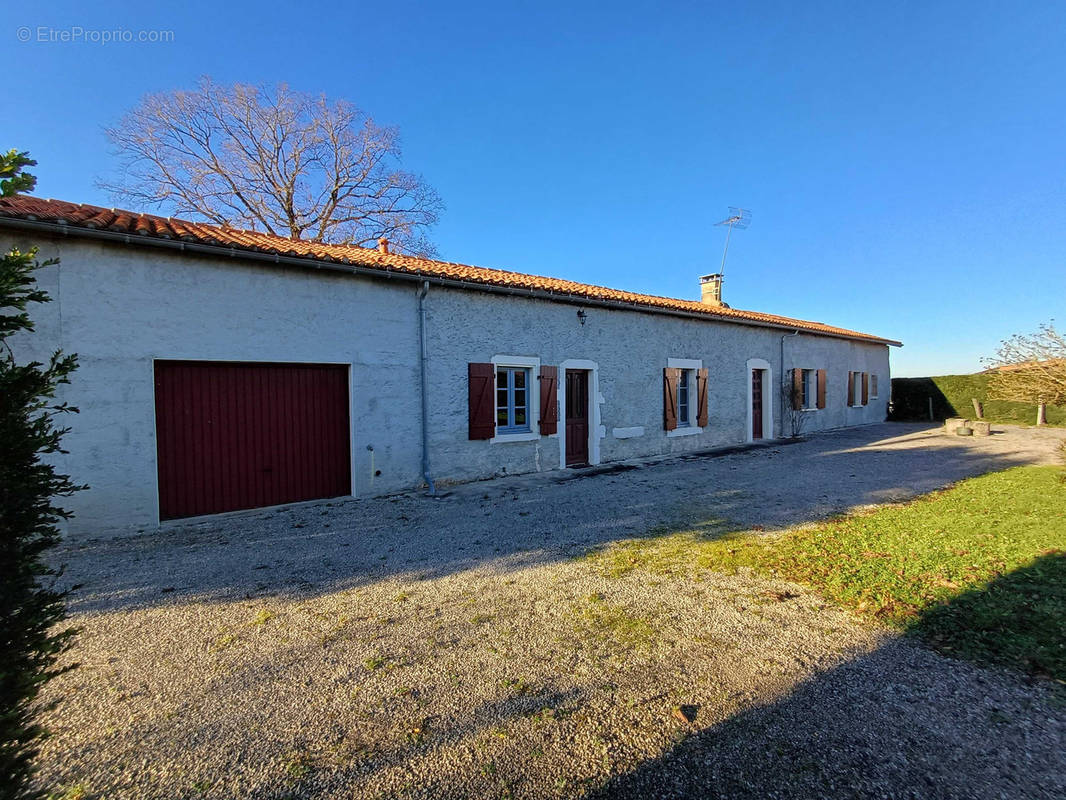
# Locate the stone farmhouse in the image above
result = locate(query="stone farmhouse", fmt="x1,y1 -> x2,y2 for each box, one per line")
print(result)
0,196 -> 900,534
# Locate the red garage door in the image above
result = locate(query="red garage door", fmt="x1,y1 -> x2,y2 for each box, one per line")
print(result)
154,361 -> 351,520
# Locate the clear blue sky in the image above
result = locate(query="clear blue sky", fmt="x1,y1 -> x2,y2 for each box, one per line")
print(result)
8,0 -> 1064,376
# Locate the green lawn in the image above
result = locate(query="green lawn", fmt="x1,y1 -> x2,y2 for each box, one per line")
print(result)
587,466 -> 1066,681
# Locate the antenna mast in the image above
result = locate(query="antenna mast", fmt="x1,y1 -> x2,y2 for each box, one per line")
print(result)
714,207 -> 752,279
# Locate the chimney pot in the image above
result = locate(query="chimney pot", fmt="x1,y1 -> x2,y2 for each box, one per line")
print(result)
700,273 -> 724,306
377,238 -> 390,254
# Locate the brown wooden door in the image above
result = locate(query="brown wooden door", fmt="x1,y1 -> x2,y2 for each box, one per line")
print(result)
565,370 -> 590,467
154,361 -> 351,520
751,368 -> 763,440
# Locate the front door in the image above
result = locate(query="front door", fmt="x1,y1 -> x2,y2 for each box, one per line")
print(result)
751,368 -> 763,440
565,370 -> 590,467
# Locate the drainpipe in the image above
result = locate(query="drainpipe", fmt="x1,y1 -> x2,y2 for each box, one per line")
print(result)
418,281 -> 437,496
780,329 -> 799,437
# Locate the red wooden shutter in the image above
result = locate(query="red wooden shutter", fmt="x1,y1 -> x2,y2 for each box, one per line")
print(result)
696,368 -> 709,427
791,368 -> 803,410
862,372 -> 869,406
817,369 -> 827,409
663,368 -> 680,431
847,372 -> 855,407
538,365 -> 558,435
468,362 -> 495,440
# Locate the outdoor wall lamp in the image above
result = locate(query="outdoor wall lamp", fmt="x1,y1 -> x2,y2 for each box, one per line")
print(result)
576,309 -> 587,325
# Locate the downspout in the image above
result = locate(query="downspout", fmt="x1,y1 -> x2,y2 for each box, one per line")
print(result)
780,329 -> 799,438
418,281 -> 437,496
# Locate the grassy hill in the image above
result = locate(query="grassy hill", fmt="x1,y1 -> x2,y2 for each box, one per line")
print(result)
890,373 -> 1065,427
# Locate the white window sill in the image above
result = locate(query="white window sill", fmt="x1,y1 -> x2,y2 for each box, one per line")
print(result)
800,407 -> 819,412
667,426 -> 704,438
490,430 -> 539,444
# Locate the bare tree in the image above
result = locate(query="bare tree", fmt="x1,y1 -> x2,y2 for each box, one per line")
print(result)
102,78 -> 443,255
985,322 -> 1066,424
780,372 -> 810,438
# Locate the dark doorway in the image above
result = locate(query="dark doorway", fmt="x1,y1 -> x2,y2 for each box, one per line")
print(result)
752,368 -> 764,440
565,369 -> 590,467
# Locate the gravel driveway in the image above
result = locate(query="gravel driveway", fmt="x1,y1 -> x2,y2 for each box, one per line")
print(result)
37,423 -> 1066,799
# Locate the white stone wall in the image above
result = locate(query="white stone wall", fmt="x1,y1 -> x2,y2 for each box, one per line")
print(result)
4,236 -> 426,533
4,234 -> 892,534
422,286 -> 891,485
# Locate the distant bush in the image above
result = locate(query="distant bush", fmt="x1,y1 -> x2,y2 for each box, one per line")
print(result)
890,373 -> 1065,426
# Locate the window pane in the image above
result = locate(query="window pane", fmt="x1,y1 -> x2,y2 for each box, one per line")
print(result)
514,388 -> 525,406
497,409 -> 508,425
514,369 -> 526,389
497,388 -> 508,406
497,368 -> 507,387
514,407 -> 526,426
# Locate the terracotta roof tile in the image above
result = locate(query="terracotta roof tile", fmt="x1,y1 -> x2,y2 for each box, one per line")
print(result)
0,196 -> 901,346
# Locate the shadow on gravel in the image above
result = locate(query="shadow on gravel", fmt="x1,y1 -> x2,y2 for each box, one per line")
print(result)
913,551 -> 1066,683
58,423 -> 1052,613
592,580 -> 1066,797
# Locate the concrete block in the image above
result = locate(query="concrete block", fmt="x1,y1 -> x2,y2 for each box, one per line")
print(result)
944,417 -> 970,434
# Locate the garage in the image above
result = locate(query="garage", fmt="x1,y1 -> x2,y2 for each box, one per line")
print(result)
154,361 -> 352,520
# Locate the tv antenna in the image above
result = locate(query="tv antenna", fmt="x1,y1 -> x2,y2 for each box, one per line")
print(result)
714,207 -> 751,277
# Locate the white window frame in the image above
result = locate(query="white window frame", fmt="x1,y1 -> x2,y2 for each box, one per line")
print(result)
490,355 -> 540,443
799,368 -> 818,411
667,357 -> 704,437
870,373 -> 879,399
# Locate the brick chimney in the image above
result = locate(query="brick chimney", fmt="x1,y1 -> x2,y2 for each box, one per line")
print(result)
377,238 -> 390,254
700,273 -> 724,306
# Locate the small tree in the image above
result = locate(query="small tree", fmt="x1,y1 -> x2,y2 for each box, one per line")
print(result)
986,322 -> 1066,425
102,77 -> 443,255
0,150 -> 81,799
780,371 -> 809,438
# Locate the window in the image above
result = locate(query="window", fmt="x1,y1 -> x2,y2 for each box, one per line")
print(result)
665,358 -> 706,436
496,367 -> 531,433
677,370 -> 691,427
870,374 -> 879,399
801,369 -> 815,409
848,371 -> 868,407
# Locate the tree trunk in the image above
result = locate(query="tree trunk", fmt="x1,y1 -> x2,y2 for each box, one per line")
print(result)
1037,402 -> 1047,426
971,398 -> 983,419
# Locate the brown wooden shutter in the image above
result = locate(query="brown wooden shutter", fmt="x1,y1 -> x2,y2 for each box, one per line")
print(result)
861,372 -> 869,406
663,367 -> 680,431
538,365 -> 558,435
847,372 -> 855,407
468,362 -> 495,440
816,369 -> 827,409
791,368 -> 803,410
696,368 -> 709,427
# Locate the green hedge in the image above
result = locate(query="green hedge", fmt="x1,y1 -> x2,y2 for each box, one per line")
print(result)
889,373 -> 1065,426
